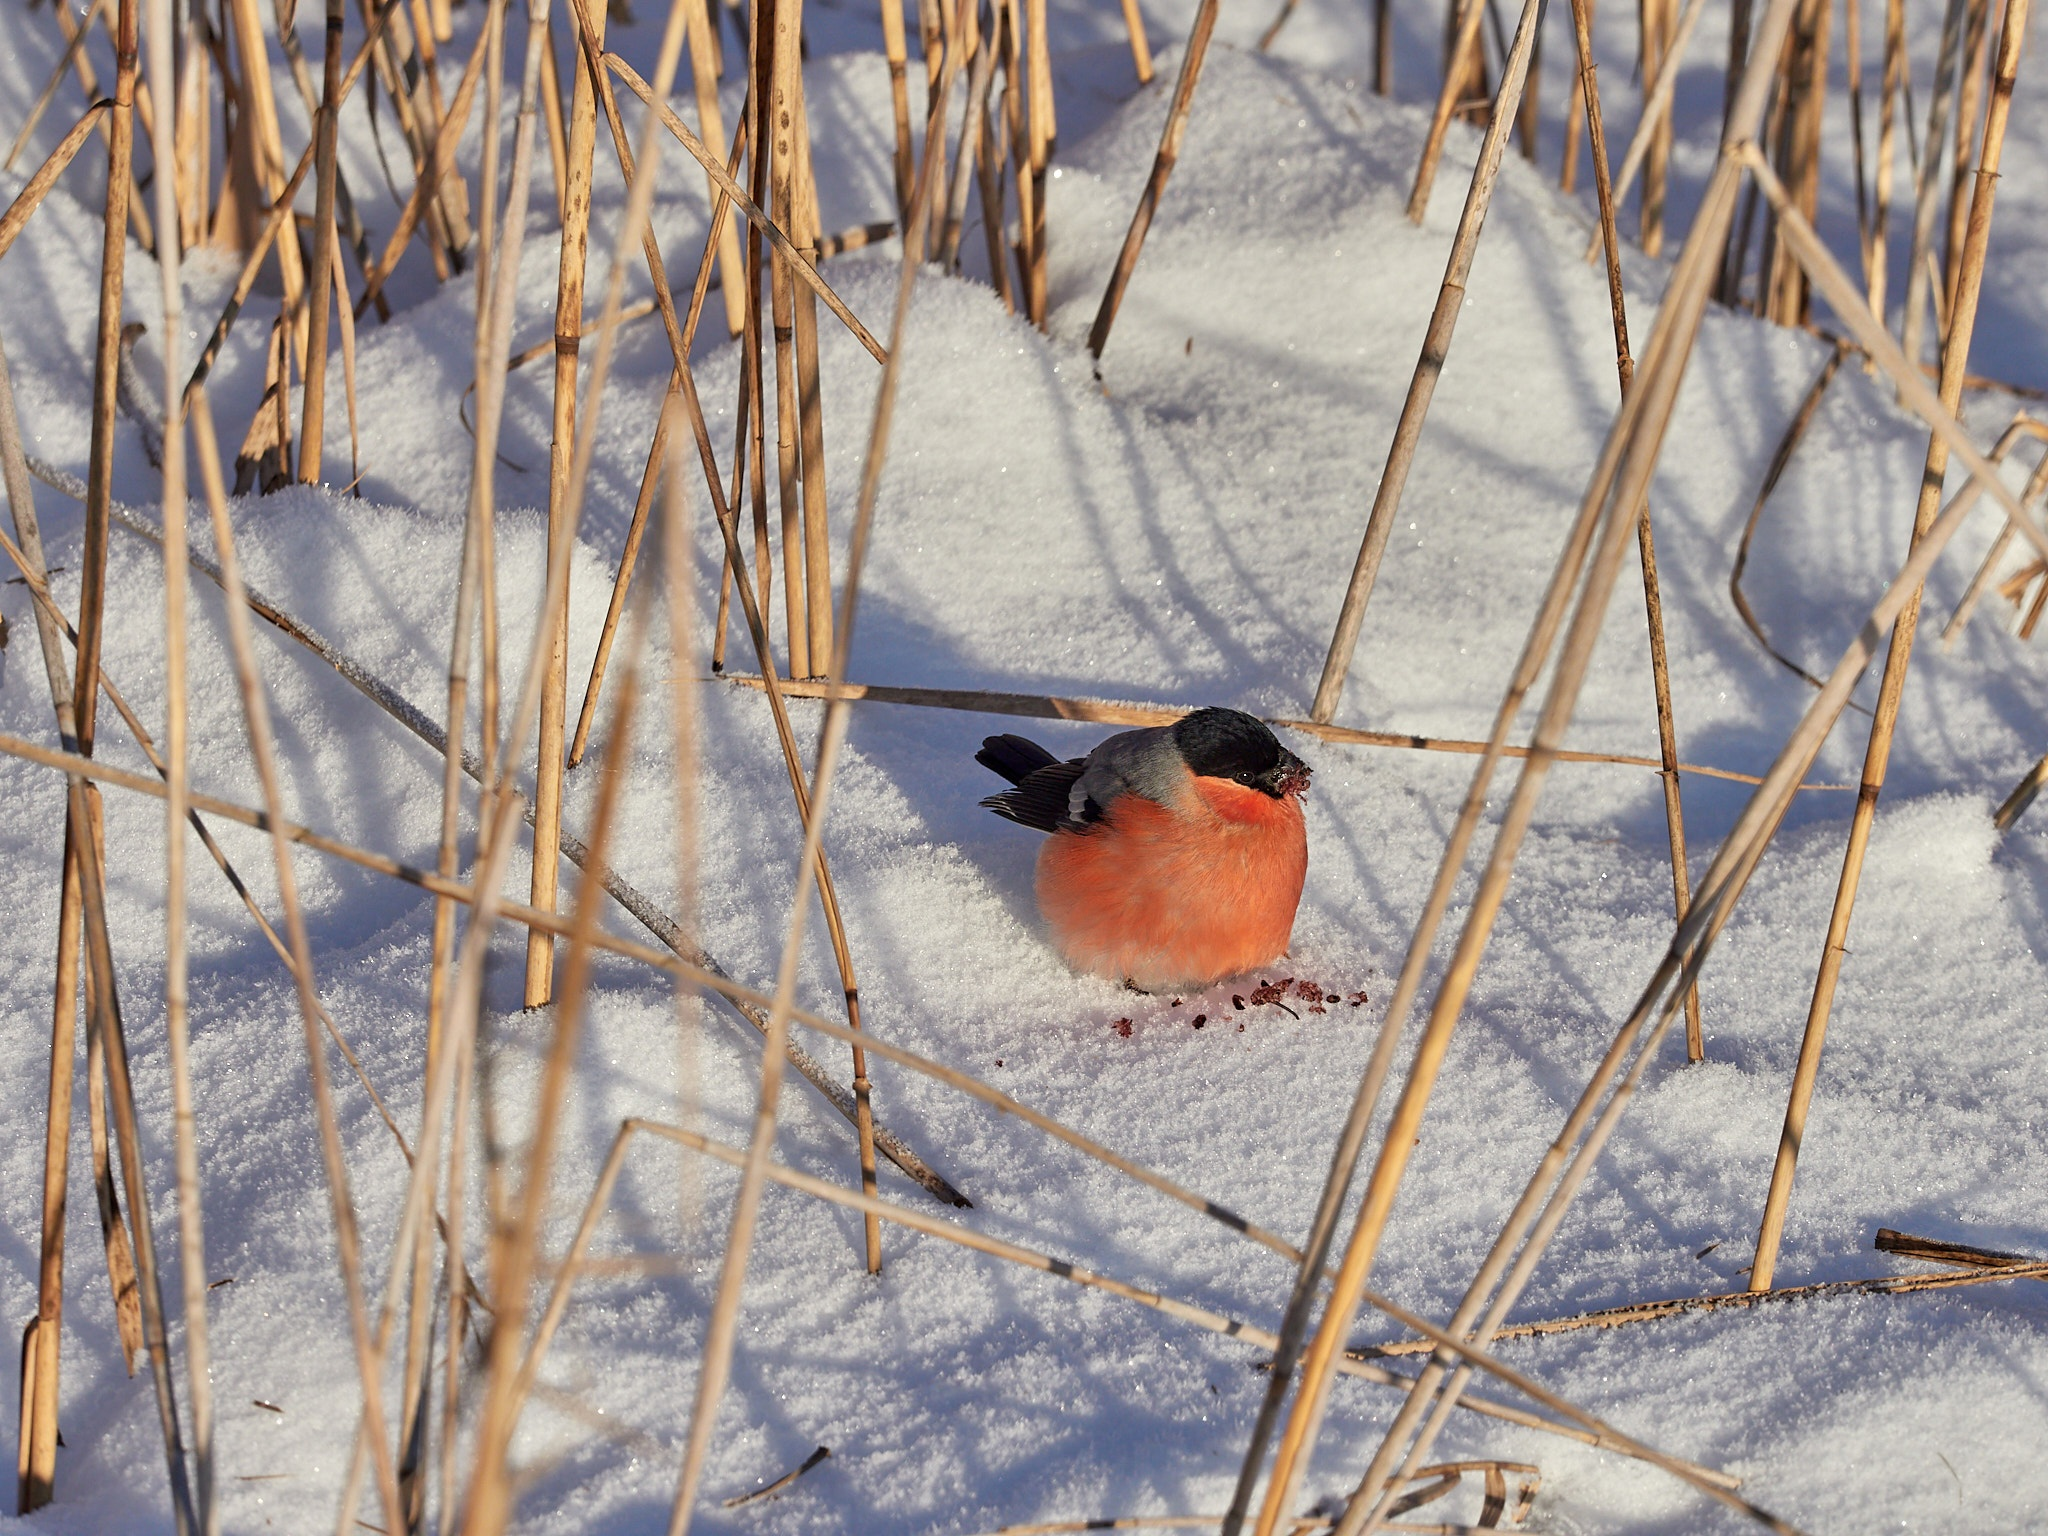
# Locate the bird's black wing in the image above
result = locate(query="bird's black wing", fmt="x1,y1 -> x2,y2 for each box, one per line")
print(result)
980,758 -> 1091,833
975,733 -> 1059,785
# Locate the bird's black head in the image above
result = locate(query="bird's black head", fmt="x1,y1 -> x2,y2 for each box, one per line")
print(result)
1171,708 -> 1311,798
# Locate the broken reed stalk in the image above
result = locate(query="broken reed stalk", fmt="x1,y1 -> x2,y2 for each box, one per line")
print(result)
1307,0 -> 1545,726
536,1119 -> 1749,1504
1749,0 -> 2029,1294
726,674 -> 1849,789
0,102 -> 111,264
144,0 -> 215,1526
1336,130 -> 2048,1536
1085,0 -> 1219,358
1243,9 -> 1807,1524
1576,0 -> 1707,264
1899,0 -> 1968,369
182,389 -> 404,1532
298,0 -> 346,483
1568,0 -> 1703,1058
666,15 -> 971,1526
0,325 -> 83,1517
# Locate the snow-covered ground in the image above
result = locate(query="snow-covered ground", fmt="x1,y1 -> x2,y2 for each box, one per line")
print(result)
2,0 -> 2046,1532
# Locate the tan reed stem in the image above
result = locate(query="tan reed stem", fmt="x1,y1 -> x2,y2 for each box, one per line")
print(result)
3,0 -> 108,172
1750,0 -> 2029,1293
684,0 -> 747,336
354,19 -> 488,318
1940,0 -> 1993,319
184,388 -> 404,1531
942,13 -> 999,269
1899,0 -> 1969,366
0,323 -> 81,1517
1576,0 -> 1707,264
540,1119 -> 1749,1499
667,16 -> 970,1524
1639,0 -> 1676,252
1117,0 -> 1154,81
1084,0 -> 1220,358
1937,417 -> 2048,642
1995,749 -> 2048,829
299,0 -> 347,482
1868,0 -> 1906,324
763,0 -> 811,679
723,674 -> 1849,788
1728,340 -> 1860,694
1569,0 -> 1704,1056
0,105 -> 111,265
223,0 -> 307,324
1256,17 -> 1805,1522
526,0 -> 613,1010
145,0 -> 214,1523
539,11 -> 572,219
790,41 -> 835,674
606,52 -> 889,360
1761,0 -> 1830,324
1407,0 -> 1487,221
880,0 -> 916,216
1333,125 -> 2048,1534
1308,0 -> 1546,725
1560,0 -> 1591,190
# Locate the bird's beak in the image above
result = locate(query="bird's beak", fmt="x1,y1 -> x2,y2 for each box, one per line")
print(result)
1261,751 -> 1312,799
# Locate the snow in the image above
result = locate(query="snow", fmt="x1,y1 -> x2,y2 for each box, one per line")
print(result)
2,0 -> 2047,1532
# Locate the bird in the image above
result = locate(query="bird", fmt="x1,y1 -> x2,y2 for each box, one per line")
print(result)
976,707 -> 1311,993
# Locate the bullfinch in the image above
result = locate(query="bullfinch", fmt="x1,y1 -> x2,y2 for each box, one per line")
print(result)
976,708 -> 1311,993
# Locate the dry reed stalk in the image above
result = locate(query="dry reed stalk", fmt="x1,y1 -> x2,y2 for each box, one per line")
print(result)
1759,0 -> 1830,324
1937,416 -> 2048,641
763,0 -> 811,680
667,17 -> 970,1522
526,0 -> 613,1010
1867,0 -> 1906,323
270,0 -> 382,314
539,12 -> 572,218
354,14 -> 488,317
299,0 -> 347,483
1309,0 -> 1546,725
1575,0 -> 1706,264
329,222 -> 362,486
464,553 -> 651,1536
1115,0 -> 1153,80
1084,0 -> 1221,358
684,0 -> 748,337
1940,0 -> 1993,319
1245,17 -> 1806,1523
538,1118 -> 1746,1498
1899,0 -> 1968,366
1362,1255 -> 2048,1356
0,102 -> 111,264
76,803 -> 142,1387
50,0 -> 157,252
974,94 -> 1015,311
941,14 -> 1001,269
183,390 -> 405,1532
0,328 -> 81,1517
726,674 -> 1849,788
360,0 -> 470,271
1728,340 -> 1860,695
1749,0 -> 2029,1293
3,0 -> 108,172
1568,0 -> 1703,1058
605,54 -> 889,360
1408,0 -> 1488,221
11,466 -> 964,1217
876,0 -> 916,222
74,780 -> 198,1536
1994,750 -> 2048,828
792,79 -> 834,676
1335,131 -> 2048,1535
566,91 -> 748,750
1638,0 -> 1676,252
144,0 -> 214,1524
224,0 -> 308,317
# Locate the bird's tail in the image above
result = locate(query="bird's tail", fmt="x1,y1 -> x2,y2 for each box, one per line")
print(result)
975,733 -> 1057,785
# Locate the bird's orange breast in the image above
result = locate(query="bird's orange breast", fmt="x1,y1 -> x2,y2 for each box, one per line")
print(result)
1033,776 -> 1307,992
